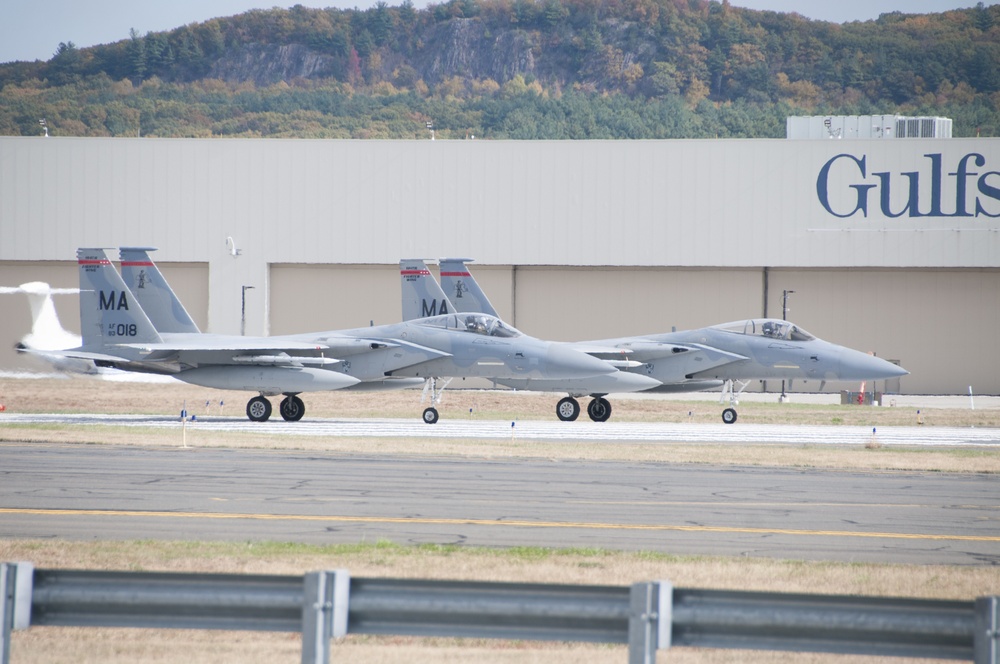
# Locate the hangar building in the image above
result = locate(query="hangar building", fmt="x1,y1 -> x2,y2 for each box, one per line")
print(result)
1,136 -> 998,395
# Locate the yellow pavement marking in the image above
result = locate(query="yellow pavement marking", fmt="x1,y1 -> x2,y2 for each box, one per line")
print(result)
2,507 -> 999,542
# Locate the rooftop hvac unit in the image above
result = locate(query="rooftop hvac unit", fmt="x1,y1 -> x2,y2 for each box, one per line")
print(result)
786,115 -> 952,139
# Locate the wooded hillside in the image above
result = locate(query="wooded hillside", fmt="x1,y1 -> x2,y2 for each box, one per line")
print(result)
1,0 -> 997,138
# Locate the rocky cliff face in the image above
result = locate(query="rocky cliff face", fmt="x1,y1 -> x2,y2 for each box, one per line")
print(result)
413,19 -> 535,84
202,18 -> 644,90
208,44 -> 337,85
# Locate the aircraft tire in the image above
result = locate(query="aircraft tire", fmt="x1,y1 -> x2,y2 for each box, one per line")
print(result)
587,397 -> 612,422
722,408 -> 738,424
279,395 -> 305,422
422,407 -> 439,424
556,397 -> 580,422
247,396 -> 272,422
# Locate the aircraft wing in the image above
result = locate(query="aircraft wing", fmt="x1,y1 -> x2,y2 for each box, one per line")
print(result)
316,335 -> 454,377
572,339 -> 749,382
109,337 -> 337,365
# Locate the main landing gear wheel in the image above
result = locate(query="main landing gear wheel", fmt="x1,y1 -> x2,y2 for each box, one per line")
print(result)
279,395 -> 305,422
247,396 -> 272,422
587,397 -> 612,422
556,397 -> 580,422
422,407 -> 439,424
722,408 -> 738,424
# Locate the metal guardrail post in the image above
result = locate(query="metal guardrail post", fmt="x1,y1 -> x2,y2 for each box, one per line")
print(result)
1,563 -> 13,664
301,570 -> 350,664
1,562 -> 33,664
975,597 -> 999,664
628,581 -> 671,664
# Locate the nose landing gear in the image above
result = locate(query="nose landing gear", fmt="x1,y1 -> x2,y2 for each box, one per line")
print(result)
719,379 -> 749,424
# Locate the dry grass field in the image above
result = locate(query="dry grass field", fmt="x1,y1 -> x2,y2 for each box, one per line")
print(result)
2,377 -> 999,662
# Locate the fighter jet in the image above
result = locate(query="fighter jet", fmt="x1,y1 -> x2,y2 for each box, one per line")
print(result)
401,259 -> 662,421
120,247 -> 431,397
435,259 -> 908,424
43,249 -> 615,423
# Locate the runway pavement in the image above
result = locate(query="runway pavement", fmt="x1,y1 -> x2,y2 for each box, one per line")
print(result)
3,412 -> 999,446
1,440 -> 998,565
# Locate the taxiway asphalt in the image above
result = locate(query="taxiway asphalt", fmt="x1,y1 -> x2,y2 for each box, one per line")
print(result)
1,434 -> 997,565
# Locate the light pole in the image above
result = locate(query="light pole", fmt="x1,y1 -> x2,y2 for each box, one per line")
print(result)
780,289 -> 795,402
782,289 -> 794,321
241,285 -> 255,336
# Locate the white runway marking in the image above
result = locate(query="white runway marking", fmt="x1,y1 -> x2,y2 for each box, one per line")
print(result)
3,413 -> 998,447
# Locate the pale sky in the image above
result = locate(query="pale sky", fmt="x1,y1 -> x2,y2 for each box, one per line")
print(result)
1,0 -> 996,64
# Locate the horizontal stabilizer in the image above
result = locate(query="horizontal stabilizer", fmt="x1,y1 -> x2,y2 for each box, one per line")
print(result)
24,348 -> 138,364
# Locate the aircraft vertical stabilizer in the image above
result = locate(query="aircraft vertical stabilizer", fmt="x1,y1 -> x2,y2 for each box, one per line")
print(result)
400,259 -> 455,321
439,258 -> 499,318
119,247 -> 201,333
77,248 -> 162,349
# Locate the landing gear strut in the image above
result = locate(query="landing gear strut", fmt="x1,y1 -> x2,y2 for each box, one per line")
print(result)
420,377 -> 451,424
719,379 -> 749,424
279,394 -> 305,422
247,395 -> 272,422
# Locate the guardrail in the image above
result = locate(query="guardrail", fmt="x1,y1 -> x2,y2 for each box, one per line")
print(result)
2,563 -> 997,663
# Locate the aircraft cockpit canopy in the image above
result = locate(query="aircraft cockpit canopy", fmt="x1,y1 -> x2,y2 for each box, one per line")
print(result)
419,313 -> 522,338
713,319 -> 816,342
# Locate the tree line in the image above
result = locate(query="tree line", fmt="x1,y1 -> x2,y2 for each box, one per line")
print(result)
1,0 -> 997,138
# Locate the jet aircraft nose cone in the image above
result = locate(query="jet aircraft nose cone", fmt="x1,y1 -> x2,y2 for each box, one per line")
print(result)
546,344 -> 617,379
838,347 -> 908,380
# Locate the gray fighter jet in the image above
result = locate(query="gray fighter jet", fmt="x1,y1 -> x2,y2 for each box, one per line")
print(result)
401,259 -> 662,421
48,249 -> 616,423
436,259 -> 908,424
120,247 -> 427,396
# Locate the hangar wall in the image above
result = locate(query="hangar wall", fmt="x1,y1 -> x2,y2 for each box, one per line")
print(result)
1,136 -> 998,394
